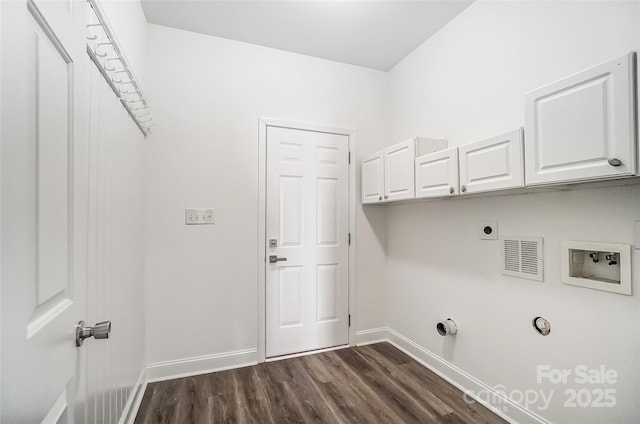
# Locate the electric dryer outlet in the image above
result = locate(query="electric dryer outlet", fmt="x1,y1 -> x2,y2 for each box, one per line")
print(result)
479,220 -> 498,240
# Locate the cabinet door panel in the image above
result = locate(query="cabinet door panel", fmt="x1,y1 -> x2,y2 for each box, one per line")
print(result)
361,151 -> 383,203
525,53 -> 636,185
384,139 -> 415,201
459,129 -> 524,194
415,147 -> 459,198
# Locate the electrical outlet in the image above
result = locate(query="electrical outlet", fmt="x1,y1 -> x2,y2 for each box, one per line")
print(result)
479,220 -> 498,240
185,208 -> 215,225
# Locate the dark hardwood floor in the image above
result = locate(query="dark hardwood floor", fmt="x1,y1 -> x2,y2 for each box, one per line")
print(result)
135,342 -> 508,424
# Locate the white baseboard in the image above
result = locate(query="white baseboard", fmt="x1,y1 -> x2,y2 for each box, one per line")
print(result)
355,327 -> 391,346
119,368 -> 146,424
356,327 -> 549,424
145,348 -> 258,383
386,327 -> 549,424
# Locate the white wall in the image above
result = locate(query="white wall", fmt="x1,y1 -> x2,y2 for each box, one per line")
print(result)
142,23 -> 389,368
386,1 -> 640,423
87,2 -> 148,423
86,63 -> 146,424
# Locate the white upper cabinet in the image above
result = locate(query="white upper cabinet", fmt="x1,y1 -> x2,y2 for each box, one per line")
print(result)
361,151 -> 384,204
384,138 -> 416,202
524,53 -> 637,185
459,129 -> 524,194
415,147 -> 459,198
361,137 -> 447,203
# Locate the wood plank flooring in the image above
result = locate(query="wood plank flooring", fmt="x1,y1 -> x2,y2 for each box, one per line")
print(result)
135,342 -> 508,424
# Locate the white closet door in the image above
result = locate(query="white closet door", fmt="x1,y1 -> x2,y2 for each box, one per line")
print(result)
384,138 -> 415,201
1,0 -> 89,422
361,151 -> 384,203
266,126 -> 349,357
459,129 -> 524,194
525,53 -> 636,185
415,147 -> 459,198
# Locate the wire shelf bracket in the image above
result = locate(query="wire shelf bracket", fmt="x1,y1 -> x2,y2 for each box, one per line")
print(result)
86,0 -> 153,137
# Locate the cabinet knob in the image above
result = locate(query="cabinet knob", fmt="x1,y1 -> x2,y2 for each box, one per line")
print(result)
461,185 -> 467,193
608,158 -> 622,167
384,195 -> 388,199
378,195 -> 382,201
449,186 -> 454,194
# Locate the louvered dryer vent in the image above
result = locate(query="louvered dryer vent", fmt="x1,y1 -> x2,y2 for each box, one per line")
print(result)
501,236 -> 543,281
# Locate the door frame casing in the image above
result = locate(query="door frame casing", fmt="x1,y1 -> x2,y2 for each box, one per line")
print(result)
257,118 -> 356,363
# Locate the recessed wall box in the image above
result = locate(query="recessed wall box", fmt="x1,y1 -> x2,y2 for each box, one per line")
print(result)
561,241 -> 631,295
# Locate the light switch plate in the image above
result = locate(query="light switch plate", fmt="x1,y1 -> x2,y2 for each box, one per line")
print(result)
479,220 -> 498,240
204,209 -> 214,224
185,208 -> 215,225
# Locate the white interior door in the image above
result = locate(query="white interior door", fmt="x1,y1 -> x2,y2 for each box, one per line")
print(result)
266,126 -> 349,357
1,0 -> 89,422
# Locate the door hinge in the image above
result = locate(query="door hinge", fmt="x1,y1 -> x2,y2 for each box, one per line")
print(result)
348,232 -> 351,245
348,314 -> 351,327
348,151 -> 351,164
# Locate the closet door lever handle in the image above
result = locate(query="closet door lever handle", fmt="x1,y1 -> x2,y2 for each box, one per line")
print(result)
269,255 -> 287,264
76,320 -> 111,347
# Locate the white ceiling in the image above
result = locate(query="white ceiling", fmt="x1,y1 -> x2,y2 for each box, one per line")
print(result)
140,1 -> 473,71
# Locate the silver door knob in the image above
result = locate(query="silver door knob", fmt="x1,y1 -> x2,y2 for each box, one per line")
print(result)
608,158 -> 622,166
76,320 -> 111,347
269,255 -> 287,264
